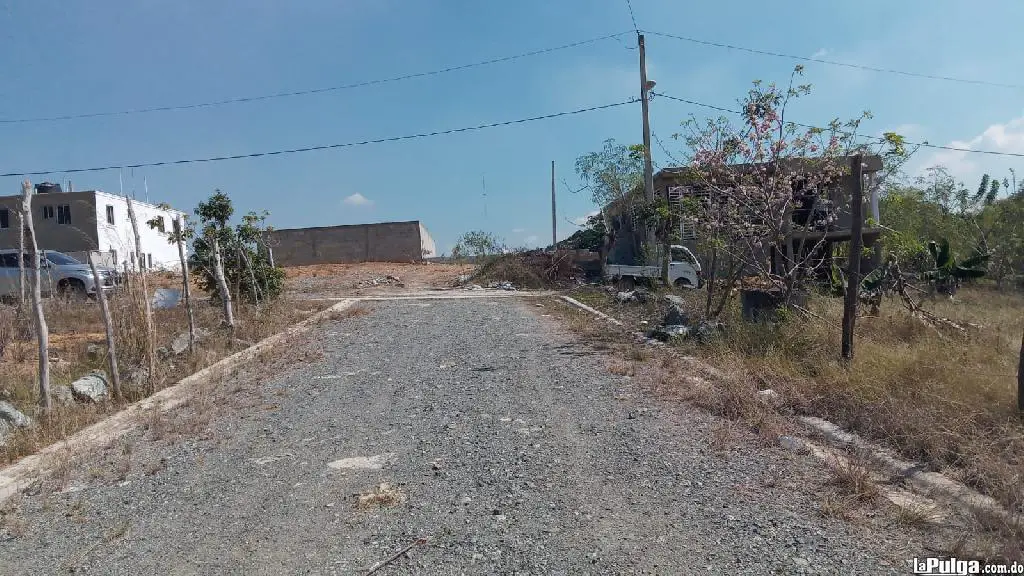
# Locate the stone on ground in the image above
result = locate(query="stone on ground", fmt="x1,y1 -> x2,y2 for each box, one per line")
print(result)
70,371 -> 110,403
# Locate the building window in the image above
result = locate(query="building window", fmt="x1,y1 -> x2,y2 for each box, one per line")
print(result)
106,205 -> 115,225
155,216 -> 165,233
42,205 -> 54,219
0,209 -> 8,229
56,205 -> 71,225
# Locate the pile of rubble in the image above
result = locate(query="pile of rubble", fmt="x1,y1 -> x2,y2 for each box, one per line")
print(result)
461,281 -> 518,291
355,275 -> 404,289
645,294 -> 724,344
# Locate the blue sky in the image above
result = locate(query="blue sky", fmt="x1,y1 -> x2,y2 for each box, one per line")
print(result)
1,0 -> 1022,254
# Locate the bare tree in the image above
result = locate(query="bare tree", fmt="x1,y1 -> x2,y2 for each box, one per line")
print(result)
211,236 -> 234,328
174,217 -> 197,351
21,181 -> 50,412
88,253 -> 121,399
125,196 -> 156,392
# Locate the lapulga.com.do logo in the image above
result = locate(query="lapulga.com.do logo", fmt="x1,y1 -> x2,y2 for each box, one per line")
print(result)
913,557 -> 1024,575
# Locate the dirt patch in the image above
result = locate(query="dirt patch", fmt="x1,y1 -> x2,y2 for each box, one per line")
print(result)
284,262 -> 474,296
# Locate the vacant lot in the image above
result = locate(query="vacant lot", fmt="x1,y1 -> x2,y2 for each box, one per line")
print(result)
0,291 -> 329,465
285,262 -> 474,297
559,283 -> 1024,559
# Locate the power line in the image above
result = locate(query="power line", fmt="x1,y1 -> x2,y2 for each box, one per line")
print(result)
624,0 -> 639,32
652,91 -> 1024,158
0,100 -> 637,178
0,32 -> 631,125
644,30 -> 1024,90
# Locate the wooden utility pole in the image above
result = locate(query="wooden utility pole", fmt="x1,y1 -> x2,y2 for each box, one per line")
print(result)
21,180 -> 50,412
841,155 -> 865,361
550,161 -> 557,249
638,33 -> 655,212
89,253 -> 121,399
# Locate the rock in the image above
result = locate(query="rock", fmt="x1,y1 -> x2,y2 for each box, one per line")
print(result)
663,306 -> 691,327
663,294 -> 687,308
70,371 -> 110,403
52,385 -> 75,406
171,333 -> 191,355
649,325 -> 690,342
488,281 -> 516,291
156,346 -> 171,360
0,389 -> 12,401
693,321 -> 725,343
779,436 -> 806,453
0,400 -> 33,429
465,284 -> 484,291
86,343 -> 104,361
456,274 -> 472,285
615,291 -> 635,303
756,389 -> 783,407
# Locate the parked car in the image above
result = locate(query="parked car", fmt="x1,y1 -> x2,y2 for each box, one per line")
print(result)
605,245 -> 702,289
0,249 -> 119,301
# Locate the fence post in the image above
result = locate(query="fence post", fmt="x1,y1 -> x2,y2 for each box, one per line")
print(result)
841,154 -> 864,361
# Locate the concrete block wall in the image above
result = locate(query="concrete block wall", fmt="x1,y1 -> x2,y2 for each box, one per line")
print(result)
268,221 -> 426,266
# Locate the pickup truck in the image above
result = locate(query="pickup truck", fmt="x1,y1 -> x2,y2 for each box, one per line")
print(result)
0,249 -> 119,301
605,245 -> 702,289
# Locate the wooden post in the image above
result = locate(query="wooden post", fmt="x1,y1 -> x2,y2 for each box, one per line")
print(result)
1017,326 -> 1024,411
17,211 -> 25,305
125,196 -> 156,392
174,217 -> 197,351
841,155 -> 865,361
21,181 -> 50,411
89,253 -> 121,399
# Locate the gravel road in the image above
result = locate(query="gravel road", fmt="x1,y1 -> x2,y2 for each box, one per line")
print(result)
0,298 -> 928,574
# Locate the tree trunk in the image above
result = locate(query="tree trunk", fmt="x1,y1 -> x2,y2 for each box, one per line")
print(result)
17,211 -> 25,305
125,196 -> 156,393
238,239 -> 261,305
212,237 -> 234,328
704,246 -> 719,318
175,217 -> 197,352
21,181 -> 50,412
89,253 -> 121,399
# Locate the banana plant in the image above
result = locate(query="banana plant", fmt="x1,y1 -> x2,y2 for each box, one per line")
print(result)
924,239 -> 990,295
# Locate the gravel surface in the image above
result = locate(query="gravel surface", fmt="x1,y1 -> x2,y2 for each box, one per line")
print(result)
0,298 -> 929,574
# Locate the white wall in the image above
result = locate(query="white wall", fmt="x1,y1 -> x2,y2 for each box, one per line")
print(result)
93,192 -> 187,272
419,223 -> 437,258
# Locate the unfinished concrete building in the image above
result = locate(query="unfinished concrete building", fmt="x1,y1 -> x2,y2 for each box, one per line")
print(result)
267,221 -> 436,266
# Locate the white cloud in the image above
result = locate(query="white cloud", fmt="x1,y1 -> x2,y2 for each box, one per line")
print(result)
511,228 -> 526,233
887,123 -> 923,140
342,193 -> 373,207
571,210 -> 600,226
914,116 -> 1024,184
811,48 -> 829,59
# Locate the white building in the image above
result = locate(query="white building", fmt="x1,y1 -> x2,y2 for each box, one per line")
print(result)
0,184 -> 187,271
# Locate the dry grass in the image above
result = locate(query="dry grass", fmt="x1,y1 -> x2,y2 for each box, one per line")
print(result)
546,285 -> 1024,557
705,287 -> 1024,518
0,282 -> 330,466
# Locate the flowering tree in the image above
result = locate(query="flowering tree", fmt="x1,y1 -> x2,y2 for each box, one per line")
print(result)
674,66 -> 907,313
